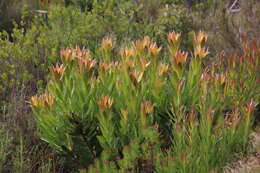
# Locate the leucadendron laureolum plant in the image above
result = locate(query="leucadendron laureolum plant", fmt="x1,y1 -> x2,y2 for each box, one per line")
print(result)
31,32 -> 260,172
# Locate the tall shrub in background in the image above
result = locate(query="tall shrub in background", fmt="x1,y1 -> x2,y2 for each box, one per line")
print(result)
31,32 -> 260,172
0,1 -> 191,105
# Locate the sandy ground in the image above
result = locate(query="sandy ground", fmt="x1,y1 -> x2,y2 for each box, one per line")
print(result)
224,132 -> 260,173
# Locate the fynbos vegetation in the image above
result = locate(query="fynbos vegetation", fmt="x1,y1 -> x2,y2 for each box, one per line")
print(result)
0,0 -> 259,172
31,33 -> 260,172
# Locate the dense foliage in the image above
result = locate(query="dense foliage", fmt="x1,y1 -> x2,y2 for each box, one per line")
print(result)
0,0 -> 191,106
31,32 -> 260,172
0,0 -> 259,172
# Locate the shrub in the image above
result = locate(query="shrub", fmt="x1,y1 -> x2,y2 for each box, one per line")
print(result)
31,32 -> 260,172
0,1 -> 192,105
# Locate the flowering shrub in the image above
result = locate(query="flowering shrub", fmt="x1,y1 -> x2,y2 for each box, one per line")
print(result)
0,1 -> 192,106
31,32 -> 259,172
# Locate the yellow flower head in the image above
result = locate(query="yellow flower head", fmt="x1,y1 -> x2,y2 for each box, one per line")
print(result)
31,93 -> 54,108
101,36 -> 114,51
30,96 -> 45,107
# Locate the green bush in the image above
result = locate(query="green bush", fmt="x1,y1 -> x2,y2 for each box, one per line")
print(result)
31,32 -> 260,172
0,1 -> 192,105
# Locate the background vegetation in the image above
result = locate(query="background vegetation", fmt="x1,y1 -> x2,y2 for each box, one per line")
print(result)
0,0 -> 259,172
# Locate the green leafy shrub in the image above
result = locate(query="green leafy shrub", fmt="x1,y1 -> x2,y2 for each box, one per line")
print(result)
0,1 -> 192,105
31,32 -> 260,172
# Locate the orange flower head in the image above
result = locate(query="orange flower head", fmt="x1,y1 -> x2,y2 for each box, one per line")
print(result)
120,48 -> 136,59
149,43 -> 162,57
129,70 -> 144,85
99,61 -> 110,72
168,32 -> 181,45
60,49 -> 74,63
81,49 -> 92,59
42,93 -> 55,108
194,46 -> 209,59
141,101 -> 154,115
78,58 -> 96,72
193,31 -> 208,45
173,51 -> 188,66
51,64 -> 66,80
158,63 -> 169,76
140,57 -> 150,69
98,95 -> 113,112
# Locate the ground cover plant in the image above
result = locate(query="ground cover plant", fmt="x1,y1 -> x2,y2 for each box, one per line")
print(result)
31,32 -> 260,172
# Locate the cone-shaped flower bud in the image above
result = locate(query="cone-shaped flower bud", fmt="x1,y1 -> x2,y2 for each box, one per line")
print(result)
172,51 -> 188,66
98,95 -> 113,112
51,64 -> 66,80
168,32 -> 181,46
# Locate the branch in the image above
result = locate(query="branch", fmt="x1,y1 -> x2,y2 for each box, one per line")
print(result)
228,0 -> 241,14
